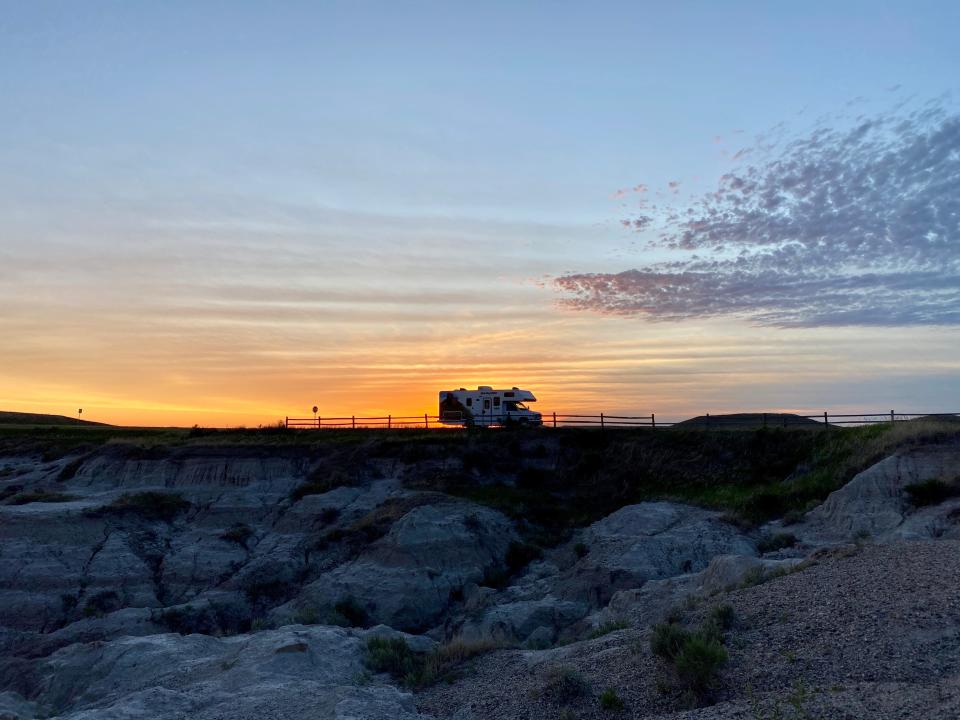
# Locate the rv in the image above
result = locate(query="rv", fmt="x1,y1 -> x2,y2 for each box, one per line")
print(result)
438,386 -> 543,427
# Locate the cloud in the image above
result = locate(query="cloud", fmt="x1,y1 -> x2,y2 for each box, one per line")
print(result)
557,100 -> 960,327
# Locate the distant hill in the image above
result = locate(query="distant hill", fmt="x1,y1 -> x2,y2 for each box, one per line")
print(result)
674,412 -> 824,428
0,411 -> 109,427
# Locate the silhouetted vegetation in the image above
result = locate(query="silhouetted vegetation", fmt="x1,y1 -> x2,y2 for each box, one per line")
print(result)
905,478 -> 960,506
332,596 -> 370,628
757,532 -> 797,553
652,605 -> 735,707
536,664 -> 593,704
220,523 -> 254,547
82,590 -> 121,618
6,490 -> 76,505
364,635 -> 499,689
86,492 -> 190,522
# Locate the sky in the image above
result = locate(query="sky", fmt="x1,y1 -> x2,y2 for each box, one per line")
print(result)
1,1 -> 958,426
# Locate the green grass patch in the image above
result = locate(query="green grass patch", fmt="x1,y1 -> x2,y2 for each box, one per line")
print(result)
651,605 -> 734,707
364,635 -> 500,689
599,687 -> 625,711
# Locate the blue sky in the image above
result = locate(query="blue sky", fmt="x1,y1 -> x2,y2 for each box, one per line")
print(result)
1,2 -> 958,424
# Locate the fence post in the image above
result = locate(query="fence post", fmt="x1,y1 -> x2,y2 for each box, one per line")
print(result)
651,413 -> 656,429
388,415 -> 391,430
552,411 -> 557,429
600,412 -> 605,430
706,412 -> 710,428
890,410 -> 895,424
318,416 -> 322,430
824,411 -> 828,428
352,415 -> 356,429
285,416 -> 288,429
424,413 -> 428,429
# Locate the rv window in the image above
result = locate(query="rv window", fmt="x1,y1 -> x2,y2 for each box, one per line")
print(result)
504,391 -> 515,398
493,397 -> 501,407
466,398 -> 472,407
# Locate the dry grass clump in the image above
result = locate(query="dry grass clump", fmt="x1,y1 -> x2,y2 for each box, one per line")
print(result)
365,634 -> 503,689
534,664 -> 592,704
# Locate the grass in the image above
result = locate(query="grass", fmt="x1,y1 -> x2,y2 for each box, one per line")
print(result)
85,491 -> 191,522
290,467 -> 356,501
535,664 -> 592,704
599,687 -> 625,711
7,419 -> 958,537
364,635 -> 501,689
6,489 -> 76,505
756,532 -> 797,554
588,620 -> 631,640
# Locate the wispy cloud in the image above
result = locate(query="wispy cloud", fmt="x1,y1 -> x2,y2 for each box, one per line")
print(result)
558,99 -> 960,327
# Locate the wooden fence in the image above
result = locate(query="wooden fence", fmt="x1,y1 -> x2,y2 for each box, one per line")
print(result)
285,411 -> 959,430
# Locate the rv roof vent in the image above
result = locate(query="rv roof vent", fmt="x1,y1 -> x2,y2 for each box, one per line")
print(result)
512,386 -> 519,390
459,387 -> 466,391
478,385 -> 493,391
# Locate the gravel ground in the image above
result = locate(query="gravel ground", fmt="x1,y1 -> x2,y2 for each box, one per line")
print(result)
417,540 -> 960,719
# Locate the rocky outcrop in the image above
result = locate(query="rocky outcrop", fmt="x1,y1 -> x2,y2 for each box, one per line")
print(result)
25,625 -> 427,720
797,444 -> 960,543
456,502 -> 757,644
274,503 -> 517,631
598,554 -> 803,628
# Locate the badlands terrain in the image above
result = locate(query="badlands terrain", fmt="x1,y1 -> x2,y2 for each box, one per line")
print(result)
0,420 -> 959,719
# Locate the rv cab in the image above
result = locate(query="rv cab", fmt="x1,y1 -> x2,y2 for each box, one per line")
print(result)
439,386 -> 543,427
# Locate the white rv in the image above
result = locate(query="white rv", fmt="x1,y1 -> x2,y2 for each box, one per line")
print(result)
439,386 -> 543,427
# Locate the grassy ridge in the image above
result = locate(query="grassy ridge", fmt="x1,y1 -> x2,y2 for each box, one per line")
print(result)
2,420 -> 957,535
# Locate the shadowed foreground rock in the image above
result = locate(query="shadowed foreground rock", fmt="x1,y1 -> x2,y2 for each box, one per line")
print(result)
1,435 -> 958,718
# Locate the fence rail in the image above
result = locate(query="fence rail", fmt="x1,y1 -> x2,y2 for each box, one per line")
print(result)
285,410 -> 959,430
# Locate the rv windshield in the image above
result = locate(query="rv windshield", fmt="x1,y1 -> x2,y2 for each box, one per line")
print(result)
505,401 -> 529,411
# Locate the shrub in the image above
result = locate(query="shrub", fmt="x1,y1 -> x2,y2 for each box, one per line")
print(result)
333,597 -> 370,628
505,541 -> 542,573
320,506 -> 341,524
82,590 -> 120,618
160,601 -> 248,635
652,616 -> 730,706
536,664 -> 592,704
651,622 -> 689,663
905,479 -> 959,507
243,578 -> 296,605
707,604 -> 735,633
599,687 -> 625,711
57,456 -> 87,481
291,467 -> 354,501
86,492 -> 190,522
573,542 -> 589,559
757,532 -> 797,554
480,565 -> 510,589
220,524 -> 253,547
61,593 -> 78,613
674,633 -> 727,699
